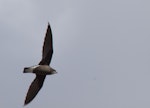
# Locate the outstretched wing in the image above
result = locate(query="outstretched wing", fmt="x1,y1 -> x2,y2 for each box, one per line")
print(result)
39,23 -> 53,65
24,75 -> 46,105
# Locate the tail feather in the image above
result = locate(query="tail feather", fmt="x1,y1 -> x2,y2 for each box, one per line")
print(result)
23,67 -> 32,73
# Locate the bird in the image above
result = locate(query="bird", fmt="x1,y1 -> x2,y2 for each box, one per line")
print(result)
23,23 -> 57,105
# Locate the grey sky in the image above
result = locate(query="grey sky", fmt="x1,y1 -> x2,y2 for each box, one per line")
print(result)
0,0 -> 150,108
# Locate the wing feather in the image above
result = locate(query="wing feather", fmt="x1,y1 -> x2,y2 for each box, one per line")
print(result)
39,23 -> 53,65
24,75 -> 46,105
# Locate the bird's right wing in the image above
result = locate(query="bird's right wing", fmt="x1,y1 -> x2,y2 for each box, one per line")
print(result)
24,75 -> 46,105
39,23 -> 53,65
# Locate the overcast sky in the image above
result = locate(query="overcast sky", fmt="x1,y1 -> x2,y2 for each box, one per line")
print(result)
1,0 -> 150,108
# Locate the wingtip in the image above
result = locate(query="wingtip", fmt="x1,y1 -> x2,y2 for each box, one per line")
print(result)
24,95 -> 31,106
23,104 -> 26,106
24,100 -> 29,106
47,22 -> 51,31
24,102 -> 27,106
48,22 -> 50,27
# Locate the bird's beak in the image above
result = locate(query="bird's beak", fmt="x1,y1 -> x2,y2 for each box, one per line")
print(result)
53,71 -> 57,74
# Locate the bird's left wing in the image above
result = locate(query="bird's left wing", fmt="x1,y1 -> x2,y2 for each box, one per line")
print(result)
24,75 -> 46,105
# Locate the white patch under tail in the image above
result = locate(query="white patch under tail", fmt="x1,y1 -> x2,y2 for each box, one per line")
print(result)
23,65 -> 40,73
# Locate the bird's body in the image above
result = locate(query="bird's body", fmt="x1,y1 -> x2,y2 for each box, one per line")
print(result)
23,23 -> 56,105
24,65 -> 56,75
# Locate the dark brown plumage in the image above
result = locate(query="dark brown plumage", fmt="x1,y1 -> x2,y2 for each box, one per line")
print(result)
24,23 -> 56,105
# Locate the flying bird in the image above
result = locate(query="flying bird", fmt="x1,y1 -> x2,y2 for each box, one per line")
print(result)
23,23 -> 57,105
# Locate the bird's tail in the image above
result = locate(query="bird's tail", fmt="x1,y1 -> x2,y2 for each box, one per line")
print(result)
23,65 -> 40,73
23,67 -> 33,73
